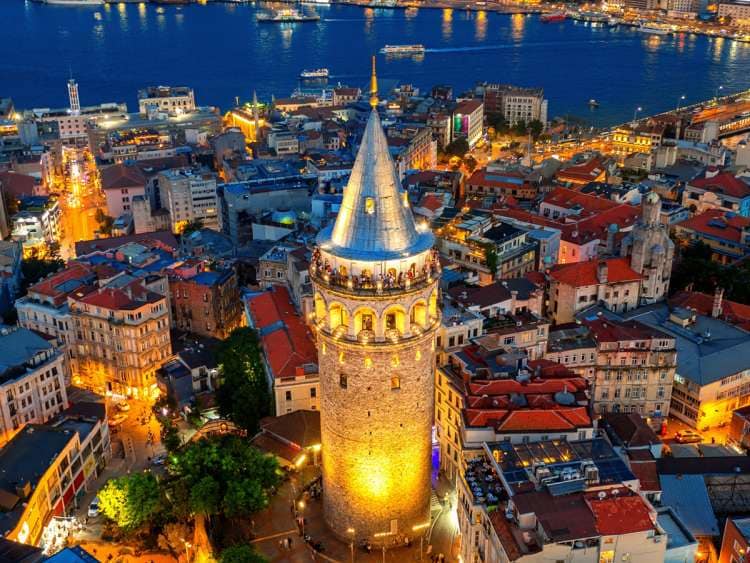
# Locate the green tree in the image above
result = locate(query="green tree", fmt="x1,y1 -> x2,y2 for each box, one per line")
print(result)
483,243 -> 499,277
528,119 -> 544,140
220,545 -> 268,563
21,256 -> 64,289
182,218 -> 204,236
463,155 -> 478,174
161,417 -> 182,453
444,137 -> 470,158
98,472 -> 161,532
94,208 -> 114,237
513,120 -> 528,137
486,112 -> 509,135
216,328 -> 272,434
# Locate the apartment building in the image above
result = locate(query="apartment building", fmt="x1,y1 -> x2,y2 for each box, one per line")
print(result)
168,262 -> 243,339
584,317 -> 677,428
69,280 -> 171,398
0,327 -> 68,446
452,99 -> 484,148
246,286 -> 319,415
457,439 -> 668,563
435,346 -> 592,482
158,168 -> 219,232
483,84 -> 548,126
548,258 -> 642,324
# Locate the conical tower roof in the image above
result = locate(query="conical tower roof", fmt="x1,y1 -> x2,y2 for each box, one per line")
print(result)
319,109 -> 433,261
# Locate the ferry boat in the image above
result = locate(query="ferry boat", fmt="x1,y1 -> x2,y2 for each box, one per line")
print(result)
257,8 -> 320,22
300,68 -> 329,79
300,0 -> 330,5
380,44 -> 425,55
638,22 -> 671,35
540,11 -> 566,23
571,11 -> 608,23
44,0 -> 103,5
589,99 -> 600,108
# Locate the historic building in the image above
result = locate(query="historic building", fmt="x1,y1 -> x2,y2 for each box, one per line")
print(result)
621,192 -> 674,305
310,61 -> 441,545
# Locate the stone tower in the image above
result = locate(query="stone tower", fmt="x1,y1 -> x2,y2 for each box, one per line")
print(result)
310,60 -> 440,545
621,192 -> 674,304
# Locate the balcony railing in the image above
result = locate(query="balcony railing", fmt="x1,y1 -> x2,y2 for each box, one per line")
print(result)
309,251 -> 441,296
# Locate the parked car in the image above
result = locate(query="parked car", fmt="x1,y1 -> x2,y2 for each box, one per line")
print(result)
675,430 -> 702,444
88,497 -> 100,518
151,453 -> 167,466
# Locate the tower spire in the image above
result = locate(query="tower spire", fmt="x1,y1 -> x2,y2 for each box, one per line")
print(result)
369,55 -> 378,109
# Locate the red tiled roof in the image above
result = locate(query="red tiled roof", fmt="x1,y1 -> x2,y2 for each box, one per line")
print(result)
100,163 -> 147,191
468,169 -> 531,192
689,172 -> 750,199
549,257 -> 641,287
586,493 -> 655,536
454,99 -> 483,114
497,408 -> 591,432
417,194 -> 443,213
670,290 -> 750,330
556,158 -> 606,183
0,171 -> 35,199
28,263 -> 93,300
628,456 -> 661,493
543,187 -> 618,214
76,281 -> 162,310
675,209 -> 750,244
75,232 -> 178,257
584,318 -> 668,343
247,286 -> 317,379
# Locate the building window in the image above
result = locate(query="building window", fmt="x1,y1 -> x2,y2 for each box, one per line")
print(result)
285,391 -> 292,401
391,376 -> 401,390
339,374 -> 347,389
310,388 -> 317,398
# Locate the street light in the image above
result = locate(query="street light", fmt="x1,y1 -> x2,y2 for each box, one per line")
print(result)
676,94 -> 686,111
632,106 -> 642,125
347,527 -> 355,563
716,85 -> 724,101
181,539 -> 192,562
298,501 -> 305,535
413,522 -> 430,561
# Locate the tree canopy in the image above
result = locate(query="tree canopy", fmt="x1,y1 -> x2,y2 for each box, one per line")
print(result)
219,545 -> 268,563
671,241 -> 750,304
168,434 -> 280,519
443,137 -> 470,158
98,472 -> 161,532
216,327 -> 272,434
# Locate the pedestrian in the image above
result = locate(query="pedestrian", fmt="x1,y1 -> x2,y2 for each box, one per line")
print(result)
287,536 -> 293,549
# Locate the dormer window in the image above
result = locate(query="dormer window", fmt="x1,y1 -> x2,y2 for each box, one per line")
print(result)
365,197 -> 375,214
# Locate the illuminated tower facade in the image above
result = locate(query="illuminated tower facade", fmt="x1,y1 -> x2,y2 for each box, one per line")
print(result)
311,59 -> 440,544
67,78 -> 80,115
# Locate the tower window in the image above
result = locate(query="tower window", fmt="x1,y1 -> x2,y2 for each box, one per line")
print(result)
340,374 -> 348,389
386,313 -> 397,330
365,197 -> 375,214
362,314 -> 373,331
391,376 -> 401,390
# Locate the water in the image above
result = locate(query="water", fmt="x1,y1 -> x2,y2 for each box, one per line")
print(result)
2,0 -> 750,125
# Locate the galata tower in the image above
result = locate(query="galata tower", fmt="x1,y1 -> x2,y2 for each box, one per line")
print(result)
310,58 -> 440,545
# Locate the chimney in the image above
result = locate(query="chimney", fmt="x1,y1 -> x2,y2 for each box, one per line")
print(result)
597,260 -> 608,284
712,287 -> 724,318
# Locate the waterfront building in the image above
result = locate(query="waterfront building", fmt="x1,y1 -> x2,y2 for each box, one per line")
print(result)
138,85 -> 196,116
246,285 -> 319,415
482,84 -> 548,126
158,168 -> 219,232
583,317 -> 676,428
610,123 -> 665,158
0,326 -> 68,446
310,63 -> 440,544
718,0 -> 750,22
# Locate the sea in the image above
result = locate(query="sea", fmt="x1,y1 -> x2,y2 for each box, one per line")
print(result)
2,0 -> 750,125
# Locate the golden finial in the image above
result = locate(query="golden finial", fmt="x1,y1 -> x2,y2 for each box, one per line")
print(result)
369,55 -> 378,109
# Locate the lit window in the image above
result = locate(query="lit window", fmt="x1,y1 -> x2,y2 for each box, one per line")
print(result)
391,376 -> 401,390
365,197 -> 375,214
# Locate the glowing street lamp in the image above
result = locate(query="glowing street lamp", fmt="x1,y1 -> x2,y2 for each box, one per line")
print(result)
715,85 -> 724,100
632,106 -> 642,125
676,94 -> 686,111
347,527 -> 355,563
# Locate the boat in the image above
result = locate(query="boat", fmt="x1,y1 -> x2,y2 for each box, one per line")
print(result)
540,11 -> 566,23
300,0 -> 330,5
607,17 -> 621,27
380,44 -> 425,55
570,11 -> 608,23
300,68 -> 329,79
589,99 -> 600,108
44,0 -> 103,5
256,8 -> 320,22
639,22 -> 671,35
